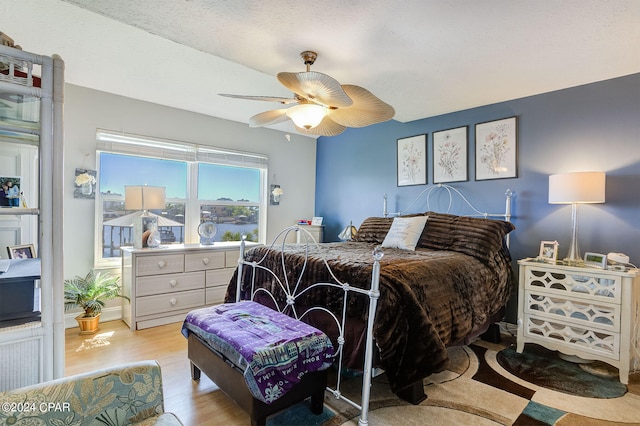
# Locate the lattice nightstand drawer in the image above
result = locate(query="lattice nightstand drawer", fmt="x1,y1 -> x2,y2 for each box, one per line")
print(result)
524,266 -> 621,303
523,314 -> 619,360
524,291 -> 620,333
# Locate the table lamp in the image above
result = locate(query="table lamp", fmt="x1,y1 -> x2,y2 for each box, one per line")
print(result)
548,172 -> 605,264
338,221 -> 358,241
125,185 -> 166,249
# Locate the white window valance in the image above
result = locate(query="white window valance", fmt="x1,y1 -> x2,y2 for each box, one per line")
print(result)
96,130 -> 268,169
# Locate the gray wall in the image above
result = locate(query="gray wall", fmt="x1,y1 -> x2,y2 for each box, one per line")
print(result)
63,84 -> 317,279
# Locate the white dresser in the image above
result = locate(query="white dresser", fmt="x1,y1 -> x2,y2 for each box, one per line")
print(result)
122,243 -> 253,330
517,259 -> 640,383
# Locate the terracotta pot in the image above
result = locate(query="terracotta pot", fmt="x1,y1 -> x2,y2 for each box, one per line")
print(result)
75,313 -> 101,335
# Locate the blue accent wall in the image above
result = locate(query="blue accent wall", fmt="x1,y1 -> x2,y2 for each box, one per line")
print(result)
316,73 -> 640,321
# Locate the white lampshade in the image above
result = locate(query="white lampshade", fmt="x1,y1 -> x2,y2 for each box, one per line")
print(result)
286,104 -> 328,130
548,172 -> 605,204
125,186 -> 166,211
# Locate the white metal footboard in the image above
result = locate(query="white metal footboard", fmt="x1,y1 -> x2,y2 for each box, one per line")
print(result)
235,226 -> 382,426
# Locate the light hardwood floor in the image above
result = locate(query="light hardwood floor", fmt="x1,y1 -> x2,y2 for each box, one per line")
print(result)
65,320 -> 250,425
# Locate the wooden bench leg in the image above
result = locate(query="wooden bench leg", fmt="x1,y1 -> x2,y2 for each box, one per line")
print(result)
310,387 -> 325,415
251,415 -> 266,426
190,362 -> 201,381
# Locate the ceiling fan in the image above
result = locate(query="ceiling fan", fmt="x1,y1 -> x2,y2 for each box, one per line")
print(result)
220,51 -> 395,136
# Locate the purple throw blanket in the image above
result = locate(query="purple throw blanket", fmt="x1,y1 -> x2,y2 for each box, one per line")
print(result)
181,301 -> 334,404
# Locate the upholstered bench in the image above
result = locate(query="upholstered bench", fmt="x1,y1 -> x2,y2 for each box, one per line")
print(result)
0,360 -> 182,425
182,301 -> 334,426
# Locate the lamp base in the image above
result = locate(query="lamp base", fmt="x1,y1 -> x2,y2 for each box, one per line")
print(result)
133,215 -> 158,249
563,257 -> 585,267
564,202 -> 582,265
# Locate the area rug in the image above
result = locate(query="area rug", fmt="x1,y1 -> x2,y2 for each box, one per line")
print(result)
496,344 -> 627,398
267,338 -> 640,425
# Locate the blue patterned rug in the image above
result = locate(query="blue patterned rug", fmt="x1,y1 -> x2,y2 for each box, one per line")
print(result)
496,344 -> 627,398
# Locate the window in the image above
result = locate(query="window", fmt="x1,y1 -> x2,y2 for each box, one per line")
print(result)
95,131 -> 267,267
198,163 -> 261,243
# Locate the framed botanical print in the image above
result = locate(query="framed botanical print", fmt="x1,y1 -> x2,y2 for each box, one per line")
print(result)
397,134 -> 427,186
432,126 -> 468,183
475,116 -> 517,180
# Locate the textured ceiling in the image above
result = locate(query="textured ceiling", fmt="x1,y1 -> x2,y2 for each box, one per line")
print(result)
3,0 -> 639,135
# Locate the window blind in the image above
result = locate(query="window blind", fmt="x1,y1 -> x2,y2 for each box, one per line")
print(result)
96,130 -> 268,168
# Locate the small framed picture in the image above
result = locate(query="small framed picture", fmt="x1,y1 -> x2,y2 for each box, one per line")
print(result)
397,134 -> 427,186
538,240 -> 559,263
0,176 -> 22,208
311,216 -> 323,226
7,243 -> 36,259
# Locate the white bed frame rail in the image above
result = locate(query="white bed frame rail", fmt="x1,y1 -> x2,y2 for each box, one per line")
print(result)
235,226 -> 382,426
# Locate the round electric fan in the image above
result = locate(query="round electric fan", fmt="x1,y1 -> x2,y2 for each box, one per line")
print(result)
198,221 -> 217,245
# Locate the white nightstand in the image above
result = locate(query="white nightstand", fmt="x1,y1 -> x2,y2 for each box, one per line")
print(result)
295,225 -> 324,243
517,258 -> 640,383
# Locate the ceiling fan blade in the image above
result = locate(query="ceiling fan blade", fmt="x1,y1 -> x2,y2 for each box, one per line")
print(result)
277,71 -> 353,108
249,109 -> 290,127
328,85 -> 395,128
219,93 -> 298,104
294,116 -> 346,137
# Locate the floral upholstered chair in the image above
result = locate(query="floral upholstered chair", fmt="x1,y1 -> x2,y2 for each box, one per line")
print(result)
0,360 -> 182,425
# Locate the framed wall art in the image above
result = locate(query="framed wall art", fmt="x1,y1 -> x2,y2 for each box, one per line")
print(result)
475,116 -> 517,180
397,134 -> 427,187
432,126 -> 468,183
74,168 -> 97,199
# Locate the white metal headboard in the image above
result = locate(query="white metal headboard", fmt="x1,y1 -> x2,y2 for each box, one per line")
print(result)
383,183 -> 514,246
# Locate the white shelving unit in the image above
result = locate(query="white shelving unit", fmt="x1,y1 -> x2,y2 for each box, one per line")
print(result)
0,44 -> 64,390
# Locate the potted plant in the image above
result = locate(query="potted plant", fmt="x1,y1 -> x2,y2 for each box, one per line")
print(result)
64,270 -> 129,334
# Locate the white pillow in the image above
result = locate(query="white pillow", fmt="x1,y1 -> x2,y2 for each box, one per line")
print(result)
381,216 -> 428,251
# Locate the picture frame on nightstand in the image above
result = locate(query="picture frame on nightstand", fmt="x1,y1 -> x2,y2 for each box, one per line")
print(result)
538,240 -> 559,263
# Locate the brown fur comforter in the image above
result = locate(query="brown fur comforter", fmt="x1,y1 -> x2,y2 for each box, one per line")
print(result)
225,239 -> 513,393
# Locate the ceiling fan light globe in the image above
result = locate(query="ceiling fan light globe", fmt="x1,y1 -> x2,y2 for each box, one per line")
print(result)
286,104 -> 327,130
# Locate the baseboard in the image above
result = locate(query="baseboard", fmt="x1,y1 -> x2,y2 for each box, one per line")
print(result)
64,306 -> 122,329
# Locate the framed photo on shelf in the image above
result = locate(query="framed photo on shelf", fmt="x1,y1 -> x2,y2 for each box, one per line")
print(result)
7,243 -> 36,259
397,134 -> 427,186
475,116 -> 517,180
0,176 -> 22,208
432,126 -> 468,183
538,240 -> 559,264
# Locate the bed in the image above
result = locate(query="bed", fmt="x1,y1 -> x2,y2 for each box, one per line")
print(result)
184,185 -> 515,423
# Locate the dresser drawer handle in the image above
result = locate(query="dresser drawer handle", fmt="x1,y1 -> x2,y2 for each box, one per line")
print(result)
169,298 -> 177,306
169,279 -> 177,287
158,260 -> 167,268
202,257 -> 209,265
